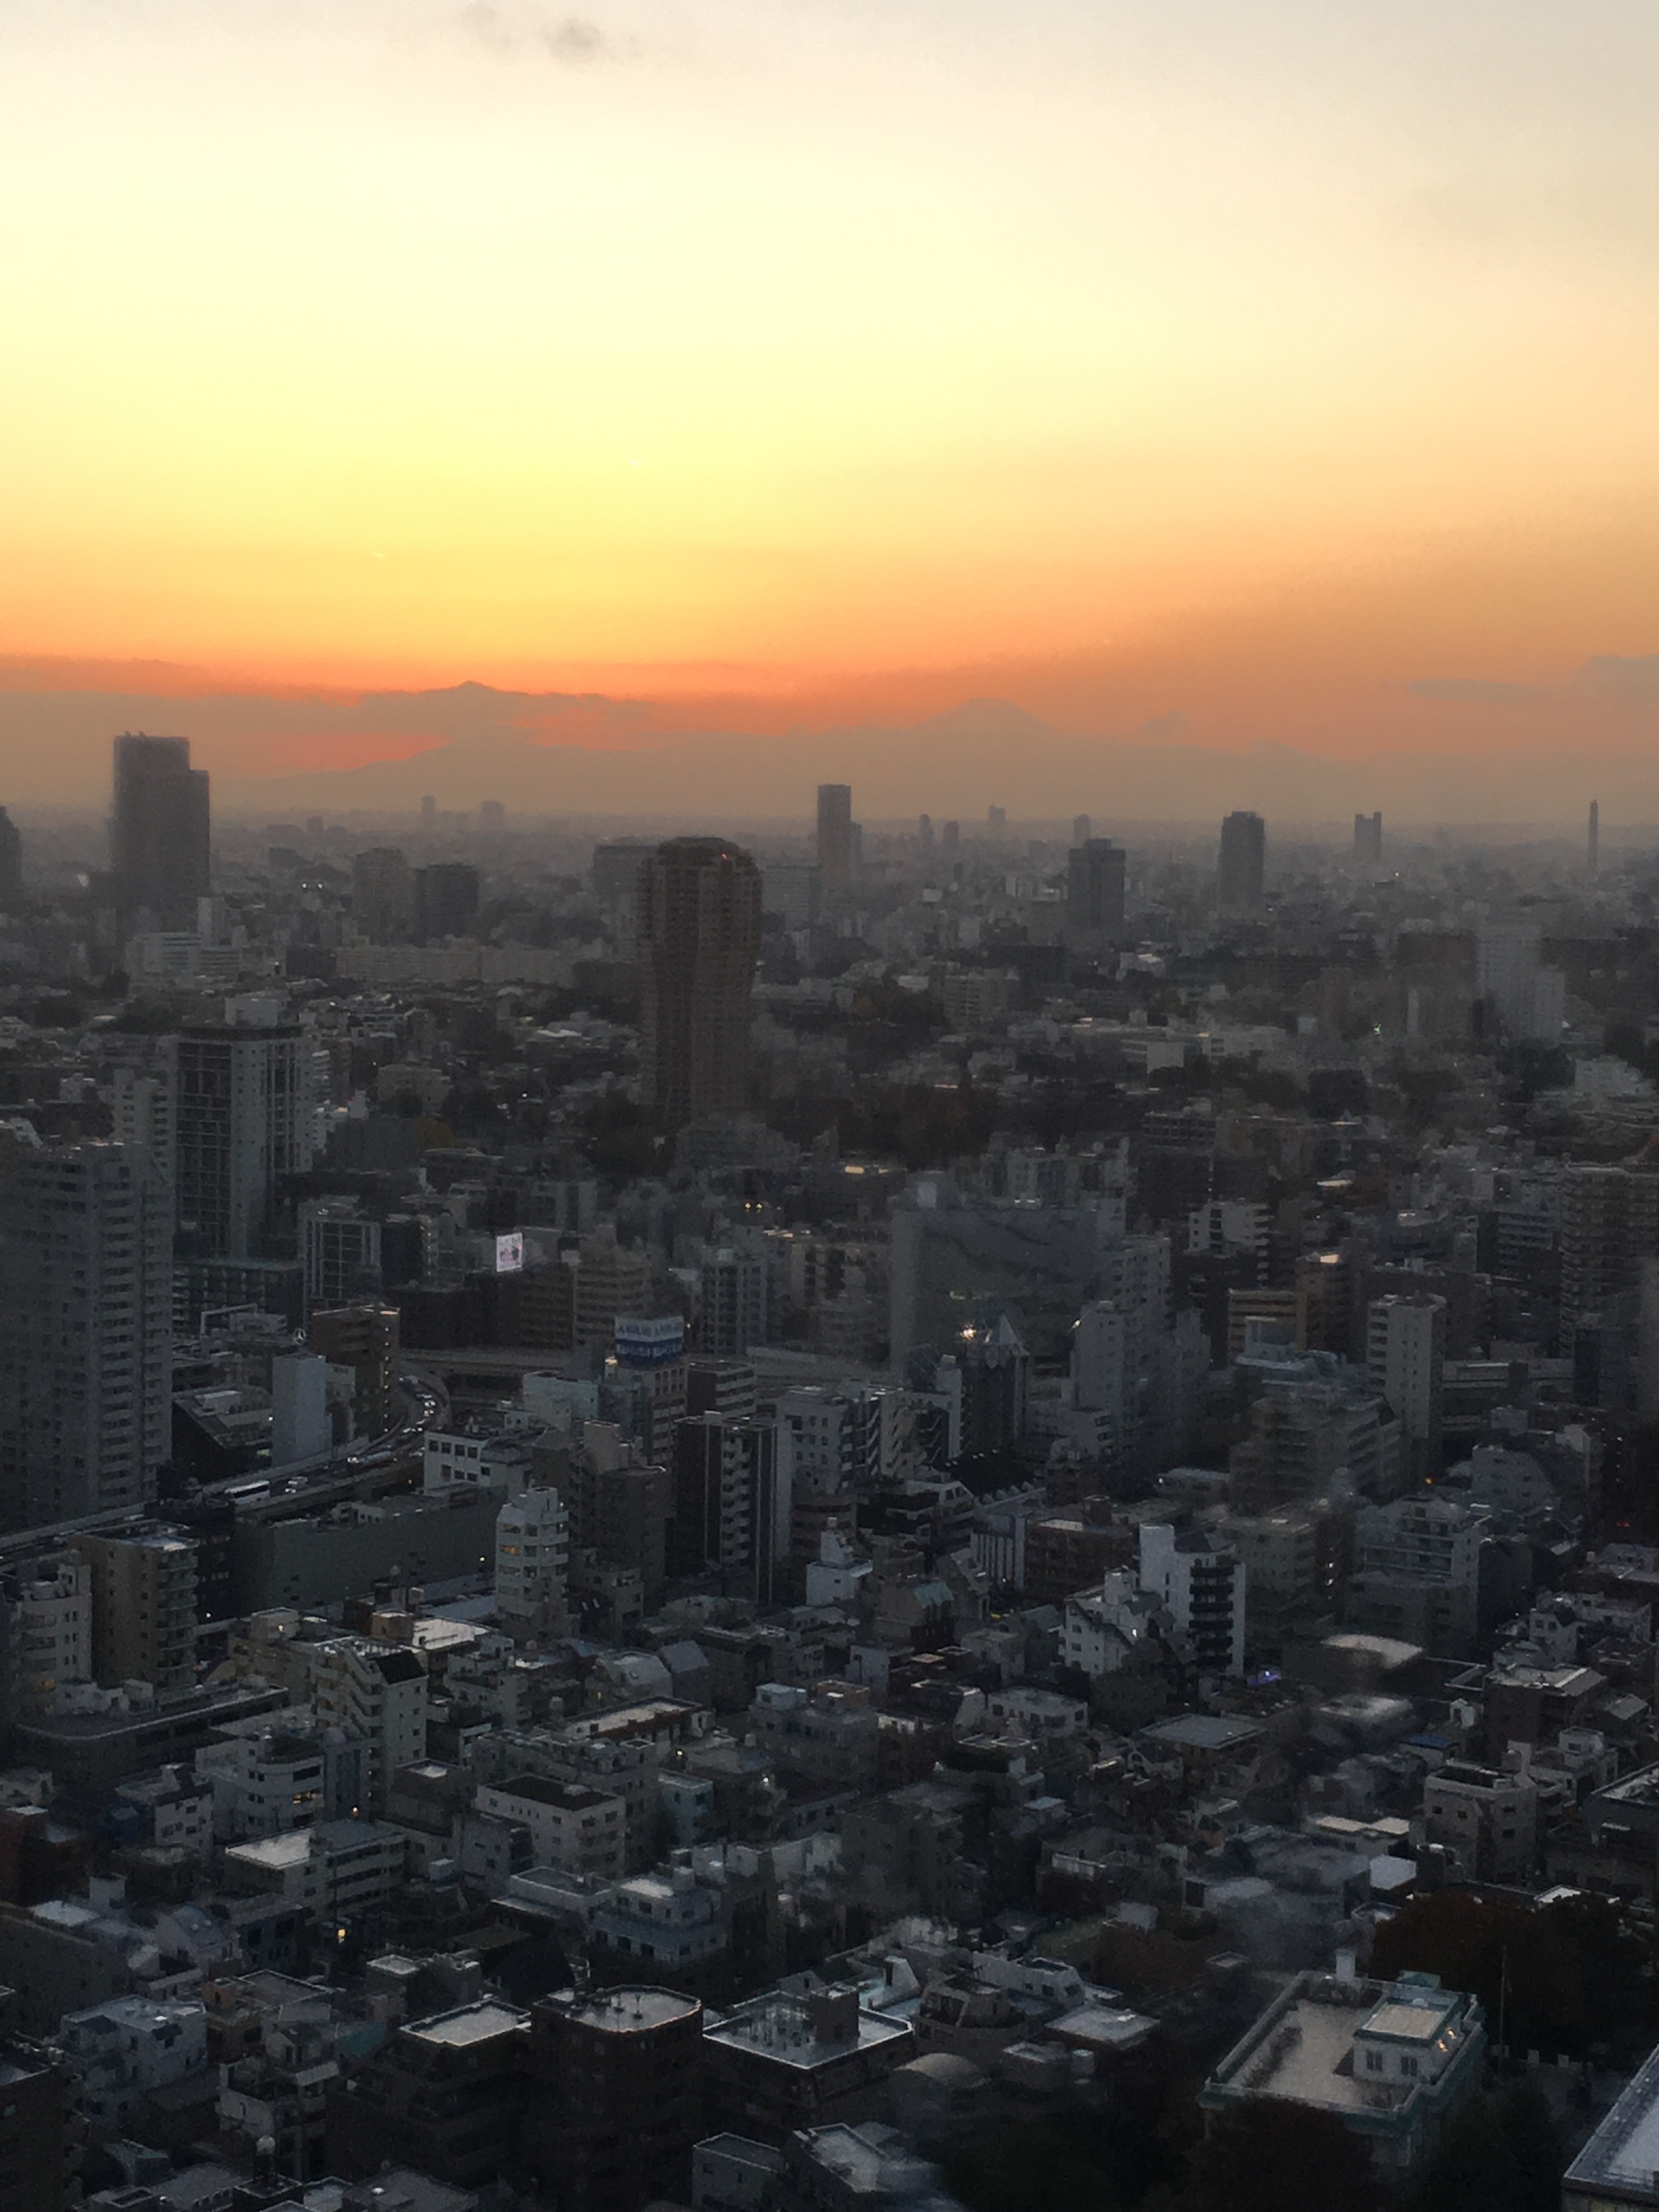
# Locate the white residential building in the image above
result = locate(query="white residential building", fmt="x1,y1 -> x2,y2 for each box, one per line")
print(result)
1137,1521 -> 1246,1676
473,1776 -> 627,1879
59,1996 -> 208,2128
311,1639 -> 427,1814
495,1487 -> 570,1633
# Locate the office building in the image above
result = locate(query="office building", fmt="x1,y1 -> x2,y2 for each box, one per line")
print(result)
1346,1493 -> 1488,1658
176,1021 -> 315,1260
1475,914 -> 1566,1042
300,1200 -> 382,1316
0,810 -> 20,907
816,783 -> 855,891
1353,811 -> 1383,867
415,861 -> 480,942
0,1141 -> 172,1528
307,1304 -> 400,1440
111,732 -> 211,925
351,847 -> 415,940
637,838 -> 763,1127
111,1053 -> 176,1201
1065,838 -> 1126,955
1588,797 -> 1600,879
1217,810 -> 1265,916
672,1415 -> 791,1603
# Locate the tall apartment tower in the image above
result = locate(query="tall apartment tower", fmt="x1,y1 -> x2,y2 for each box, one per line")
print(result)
1217,811 -> 1266,916
636,838 -> 763,1127
1365,1292 -> 1447,1482
175,1021 -> 316,1259
1353,811 -> 1383,868
111,733 -> 210,926
0,1142 -> 172,1528
816,783 -> 855,890
0,809 -> 21,907
1065,838 -> 1127,954
1588,799 -> 1600,879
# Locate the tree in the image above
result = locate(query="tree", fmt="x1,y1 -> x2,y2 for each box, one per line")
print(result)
1403,2085 -> 1560,2212
1175,2100 -> 1379,2212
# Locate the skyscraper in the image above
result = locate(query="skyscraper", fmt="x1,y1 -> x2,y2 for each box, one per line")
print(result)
111,734 -> 210,926
1589,799 -> 1600,879
0,809 -> 21,907
1065,837 -> 1126,953
816,783 -> 854,890
175,1020 -> 316,1259
1217,810 -> 1266,916
351,847 -> 415,941
0,1140 -> 172,1528
1353,811 -> 1383,868
637,837 -> 763,1127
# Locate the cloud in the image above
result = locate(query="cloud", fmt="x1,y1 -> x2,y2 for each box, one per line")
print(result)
1579,654 -> 1659,703
456,4 -> 619,63
542,15 -> 611,63
1404,678 -> 1548,704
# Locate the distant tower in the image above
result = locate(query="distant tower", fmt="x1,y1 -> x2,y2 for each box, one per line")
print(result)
111,734 -> 210,926
420,794 -> 437,836
0,809 -> 20,907
1072,814 -> 1092,847
941,821 -> 961,857
1353,811 -> 1383,868
816,784 -> 854,890
1066,839 -> 1126,954
1588,799 -> 1600,879
1218,811 -> 1266,916
987,804 -> 1008,839
637,838 -> 763,1127
917,814 -> 934,850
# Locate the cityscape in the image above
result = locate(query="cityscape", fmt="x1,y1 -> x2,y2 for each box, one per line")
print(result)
0,748 -> 1651,2212
7,4 -> 1659,2211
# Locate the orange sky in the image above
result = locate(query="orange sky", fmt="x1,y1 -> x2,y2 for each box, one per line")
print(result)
3,2 -> 1659,801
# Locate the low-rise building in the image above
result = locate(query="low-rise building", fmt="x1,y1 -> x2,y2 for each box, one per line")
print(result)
1201,1968 -> 1485,2181
473,1776 -> 627,1880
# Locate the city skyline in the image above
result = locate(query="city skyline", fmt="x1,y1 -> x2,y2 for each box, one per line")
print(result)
6,4 -> 1659,809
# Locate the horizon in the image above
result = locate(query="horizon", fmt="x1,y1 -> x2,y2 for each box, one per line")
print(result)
6,4 -> 1659,806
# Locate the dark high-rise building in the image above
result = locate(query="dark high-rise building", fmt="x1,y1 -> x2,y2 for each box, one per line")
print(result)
637,838 -> 762,1127
816,783 -> 854,890
1065,838 -> 1126,953
176,1022 -> 315,1260
1589,798 -> 1600,879
526,1987 -> 703,2212
351,847 -> 415,940
1218,809 -> 1266,917
0,810 -> 21,908
111,733 -> 210,925
415,861 -> 480,942
672,1413 -> 789,1602
1353,811 -> 1383,868
0,1140 -> 172,1528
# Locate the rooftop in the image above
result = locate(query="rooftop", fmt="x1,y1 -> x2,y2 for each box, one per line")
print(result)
1566,2038 -> 1659,2202
406,2000 -> 528,2047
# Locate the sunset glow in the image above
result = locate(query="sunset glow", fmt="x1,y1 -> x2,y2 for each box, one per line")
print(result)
5,1 -> 1659,801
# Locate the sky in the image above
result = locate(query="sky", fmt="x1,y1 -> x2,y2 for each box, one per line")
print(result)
4,1 -> 1659,810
